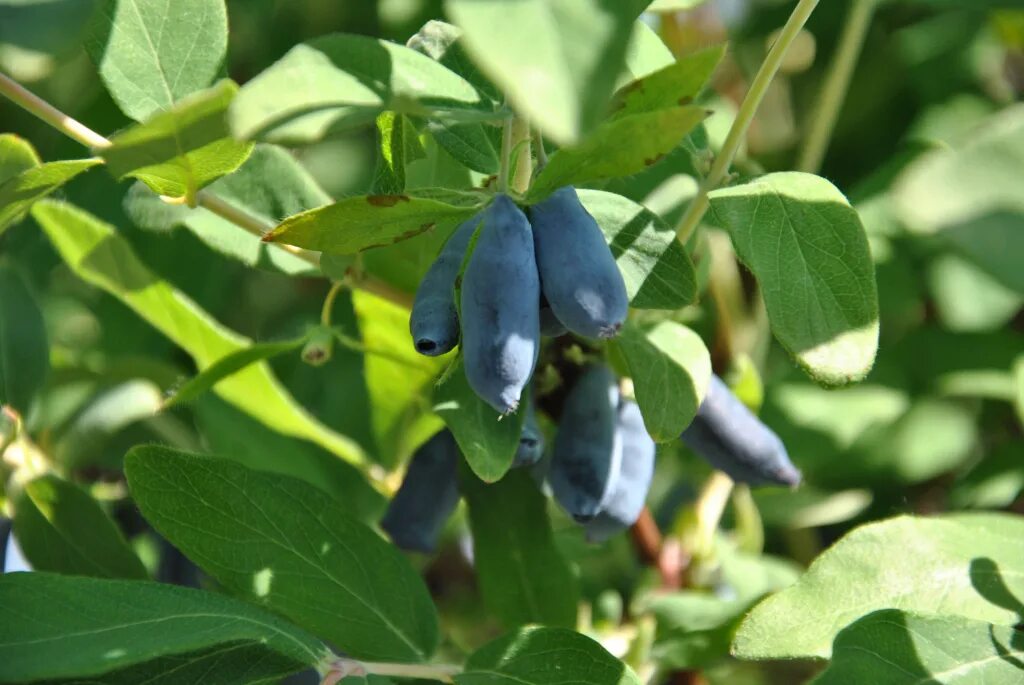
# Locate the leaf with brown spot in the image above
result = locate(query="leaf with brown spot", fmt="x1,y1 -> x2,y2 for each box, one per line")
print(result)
367,194 -> 412,207
610,45 -> 725,118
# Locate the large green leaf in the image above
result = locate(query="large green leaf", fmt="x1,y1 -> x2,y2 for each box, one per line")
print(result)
613,321 -> 711,442
446,0 -> 647,145
0,133 -> 40,183
621,20 -> 674,82
734,513 -> 1024,659
895,104 -> 1024,293
87,0 -> 228,122
12,473 -> 147,579
371,111 -> 425,195
125,446 -> 439,663
709,172 -> 879,386
31,200 -> 368,468
101,80 -> 253,200
229,32 -> 492,143
434,360 -> 525,483
610,45 -> 725,118
527,106 -> 708,201
0,158 -> 101,234
0,261 -> 49,413
122,143 -> 326,276
461,468 -> 579,629
813,609 -> 1024,685
580,189 -> 697,310
0,572 -> 325,684
457,627 -> 641,685
265,193 -> 481,255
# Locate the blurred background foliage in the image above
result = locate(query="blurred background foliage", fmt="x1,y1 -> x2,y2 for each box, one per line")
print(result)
1,0 -> 1023,682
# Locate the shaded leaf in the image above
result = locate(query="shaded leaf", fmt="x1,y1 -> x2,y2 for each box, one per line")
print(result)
709,172 -> 879,386
0,158 -> 101,234
461,468 -> 579,629
266,193 -> 481,255
580,189 -> 696,309
164,337 -> 306,408
433,360 -> 525,482
813,609 -> 1024,685
457,626 -> 641,685
613,321 -> 711,442
0,572 -> 324,683
371,111 -> 424,195
446,0 -> 647,145
0,261 -> 49,412
230,32 -> 491,143
528,106 -> 707,201
31,200 -> 368,468
87,0 -> 228,122
126,446 -> 439,662
12,473 -> 147,579
610,45 -> 724,117
101,80 -> 253,200
734,513 -> 1024,659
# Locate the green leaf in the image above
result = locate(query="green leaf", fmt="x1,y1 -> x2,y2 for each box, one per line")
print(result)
642,593 -> 756,670
709,172 -> 879,386
752,487 -> 872,529
229,32 -> 491,144
194,395 -> 386,522
0,158 -> 101,234
528,106 -> 707,201
0,133 -> 40,183
125,445 -> 439,662
266,193 -> 481,255
580,189 -> 697,309
646,0 -> 710,11
895,104 -> 1024,293
927,253 -> 1023,332
733,513 -> 1024,659
352,290 -> 446,469
950,441 -> 1024,510
0,572 -> 324,684
621,20 -> 675,82
812,609 -> 1024,685
433,360 -> 525,482
122,143 -> 327,276
87,0 -> 228,122
446,0 -> 647,145
457,626 -> 641,685
461,468 -> 579,629
611,45 -> 725,118
1016,355 -> 1024,428
101,80 -> 254,200
164,337 -> 306,408
12,473 -> 147,579
31,200 -> 368,469
0,261 -> 49,412
371,112 -> 423,195
613,320 -> 711,442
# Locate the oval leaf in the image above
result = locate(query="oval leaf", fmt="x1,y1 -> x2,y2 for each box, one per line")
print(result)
709,172 -> 879,386
610,45 -> 725,118
125,445 -> 440,663
0,261 -> 49,413
0,133 -> 41,183
12,473 -> 148,579
733,513 -> 1024,660
0,572 -> 324,684
87,0 -> 228,122
0,158 -> 101,235
613,320 -> 711,442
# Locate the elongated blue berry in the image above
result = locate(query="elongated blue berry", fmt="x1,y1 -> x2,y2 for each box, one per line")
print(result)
539,304 -> 567,338
514,402 -> 545,468
585,400 -> 656,542
550,365 -> 623,522
530,187 -> 628,339
680,375 -> 801,487
460,195 -> 540,414
381,430 -> 461,553
409,216 -> 480,356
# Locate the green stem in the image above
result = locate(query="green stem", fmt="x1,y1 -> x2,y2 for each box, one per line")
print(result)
532,128 -> 548,169
320,281 -> 345,327
497,116 -> 514,193
320,657 -> 460,684
0,71 -> 110,149
797,0 -> 876,173
675,0 -> 821,243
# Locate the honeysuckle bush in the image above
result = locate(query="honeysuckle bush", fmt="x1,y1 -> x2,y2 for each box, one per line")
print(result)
0,0 -> 1022,684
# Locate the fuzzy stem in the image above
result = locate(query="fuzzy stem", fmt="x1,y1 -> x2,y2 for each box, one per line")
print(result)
675,0 -> 821,243
797,0 -> 876,173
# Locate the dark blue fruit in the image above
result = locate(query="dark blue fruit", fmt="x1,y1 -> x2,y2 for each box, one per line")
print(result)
539,304 -> 567,338
409,215 -> 481,356
549,365 -> 622,522
380,430 -> 461,553
530,187 -> 628,339
585,400 -> 656,543
460,195 -> 540,414
513,402 -> 545,468
680,375 -> 801,487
